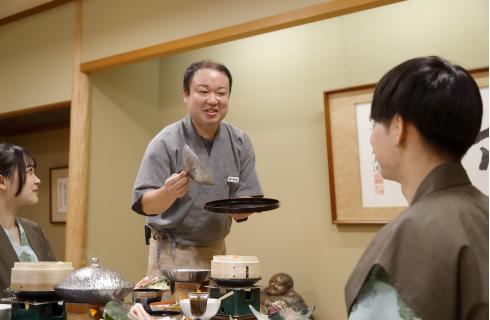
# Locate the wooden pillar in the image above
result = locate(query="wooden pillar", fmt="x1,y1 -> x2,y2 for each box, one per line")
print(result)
65,0 -> 90,268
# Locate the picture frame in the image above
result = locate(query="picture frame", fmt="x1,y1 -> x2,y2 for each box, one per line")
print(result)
49,167 -> 68,223
324,68 -> 488,225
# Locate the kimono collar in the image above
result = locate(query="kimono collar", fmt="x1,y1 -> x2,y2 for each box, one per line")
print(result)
411,161 -> 471,205
182,115 -> 224,143
182,115 -> 228,154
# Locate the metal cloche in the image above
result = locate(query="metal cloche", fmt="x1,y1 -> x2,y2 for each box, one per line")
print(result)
58,257 -> 131,289
53,257 -> 133,304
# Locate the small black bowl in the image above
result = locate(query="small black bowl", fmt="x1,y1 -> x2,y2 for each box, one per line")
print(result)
131,288 -> 164,311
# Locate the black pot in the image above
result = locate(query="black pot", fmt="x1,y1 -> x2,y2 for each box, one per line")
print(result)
131,288 -> 164,312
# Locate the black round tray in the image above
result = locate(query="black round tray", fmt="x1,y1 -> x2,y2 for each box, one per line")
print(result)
204,198 -> 279,214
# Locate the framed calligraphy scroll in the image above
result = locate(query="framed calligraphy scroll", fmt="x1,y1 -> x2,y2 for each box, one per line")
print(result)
324,68 -> 488,224
50,167 -> 68,223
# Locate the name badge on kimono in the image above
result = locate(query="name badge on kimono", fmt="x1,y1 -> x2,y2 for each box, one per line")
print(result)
227,176 -> 239,183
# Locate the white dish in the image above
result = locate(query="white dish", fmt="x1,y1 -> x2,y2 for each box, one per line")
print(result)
179,298 -> 220,320
0,304 -> 11,320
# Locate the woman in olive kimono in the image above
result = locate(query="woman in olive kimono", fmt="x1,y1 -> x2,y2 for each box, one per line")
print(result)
0,144 -> 56,293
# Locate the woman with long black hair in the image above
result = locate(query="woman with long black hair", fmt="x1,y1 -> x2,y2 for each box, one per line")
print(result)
0,143 -> 55,293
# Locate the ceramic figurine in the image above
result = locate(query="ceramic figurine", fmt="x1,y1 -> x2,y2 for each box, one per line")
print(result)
260,273 -> 310,313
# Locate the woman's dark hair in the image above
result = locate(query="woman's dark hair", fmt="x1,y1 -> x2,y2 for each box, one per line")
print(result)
183,60 -> 233,95
371,56 -> 483,160
0,144 -> 36,196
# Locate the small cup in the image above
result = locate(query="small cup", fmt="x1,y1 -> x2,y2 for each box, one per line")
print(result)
188,292 -> 209,318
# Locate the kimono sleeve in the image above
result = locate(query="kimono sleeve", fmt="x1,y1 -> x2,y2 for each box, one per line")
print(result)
235,133 -> 263,197
131,138 -> 172,215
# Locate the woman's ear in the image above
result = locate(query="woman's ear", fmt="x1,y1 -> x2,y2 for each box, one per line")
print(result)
0,175 -> 7,191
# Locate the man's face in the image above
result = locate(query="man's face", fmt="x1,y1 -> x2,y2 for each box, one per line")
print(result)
370,120 -> 399,181
183,68 -> 229,135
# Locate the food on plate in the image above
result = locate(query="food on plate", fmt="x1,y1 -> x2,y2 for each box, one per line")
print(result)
149,299 -> 181,312
143,278 -> 170,290
266,300 -> 288,315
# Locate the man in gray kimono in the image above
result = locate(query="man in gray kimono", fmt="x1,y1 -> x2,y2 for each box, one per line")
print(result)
132,60 -> 262,277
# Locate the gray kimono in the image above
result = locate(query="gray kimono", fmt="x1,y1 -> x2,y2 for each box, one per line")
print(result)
132,115 -> 263,246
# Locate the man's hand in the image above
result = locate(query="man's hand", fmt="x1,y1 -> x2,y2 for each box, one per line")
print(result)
134,276 -> 159,289
231,213 -> 252,222
164,171 -> 189,198
141,171 -> 189,215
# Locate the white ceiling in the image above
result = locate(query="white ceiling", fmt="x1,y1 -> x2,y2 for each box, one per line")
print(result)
0,0 -> 52,20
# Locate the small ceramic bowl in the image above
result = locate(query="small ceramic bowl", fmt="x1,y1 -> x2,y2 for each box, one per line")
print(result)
0,304 -> 11,320
179,298 -> 221,320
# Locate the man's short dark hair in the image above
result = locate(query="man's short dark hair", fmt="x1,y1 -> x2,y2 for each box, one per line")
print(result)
371,56 -> 483,160
183,60 -> 232,95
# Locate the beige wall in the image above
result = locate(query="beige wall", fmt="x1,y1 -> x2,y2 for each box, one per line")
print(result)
155,1 -> 488,319
87,59 -> 160,274
81,0 -> 331,63
7,128 -> 70,260
0,2 -> 74,112
86,0 -> 488,319
0,1 -> 74,262
0,0 -> 486,318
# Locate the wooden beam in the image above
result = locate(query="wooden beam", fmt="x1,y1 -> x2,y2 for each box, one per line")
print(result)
65,0 -> 90,269
0,101 -> 70,120
0,0 -> 73,26
81,0 -> 404,73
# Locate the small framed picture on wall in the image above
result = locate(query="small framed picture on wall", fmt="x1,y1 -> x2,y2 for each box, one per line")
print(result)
50,167 -> 68,223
